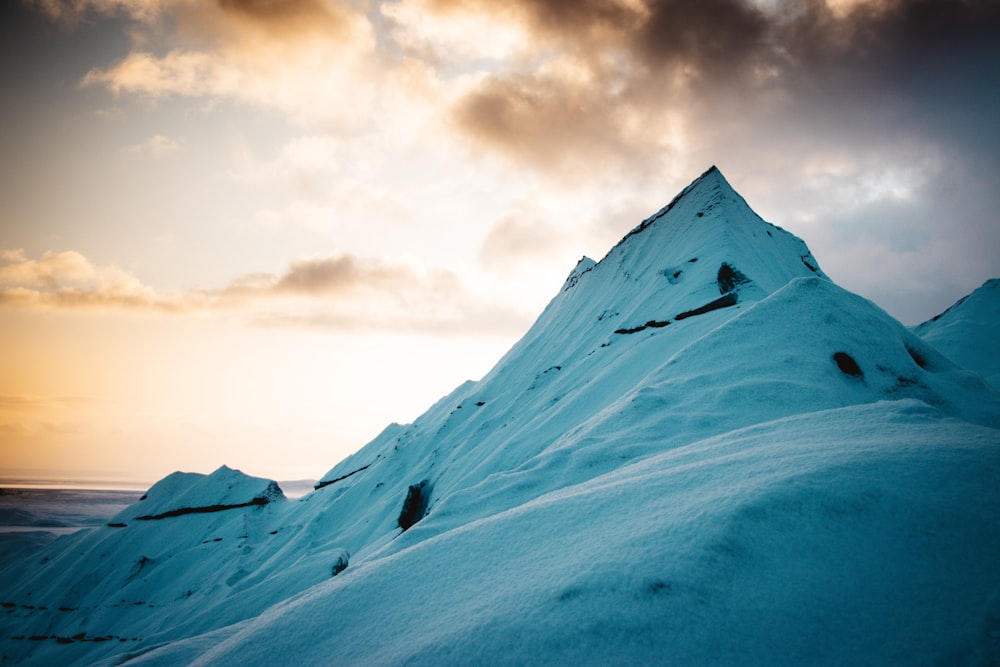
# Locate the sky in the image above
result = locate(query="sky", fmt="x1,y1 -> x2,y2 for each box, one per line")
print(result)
1,0 -> 998,486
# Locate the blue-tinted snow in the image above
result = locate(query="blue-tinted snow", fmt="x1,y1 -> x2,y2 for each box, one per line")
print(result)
914,277 -> 1000,388
2,168 -> 998,666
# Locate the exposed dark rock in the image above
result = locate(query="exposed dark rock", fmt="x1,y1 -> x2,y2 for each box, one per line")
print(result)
134,497 -> 271,521
331,551 -> 350,577
800,255 -> 819,273
675,293 -> 739,321
716,263 -> 750,294
833,352 -> 864,377
107,523 -> 127,528
398,480 -> 432,531
315,463 -> 372,490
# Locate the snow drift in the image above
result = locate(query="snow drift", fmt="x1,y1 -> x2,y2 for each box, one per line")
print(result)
2,167 -> 998,666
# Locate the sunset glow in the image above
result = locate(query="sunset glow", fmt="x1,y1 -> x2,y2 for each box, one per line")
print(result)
2,0 -> 998,483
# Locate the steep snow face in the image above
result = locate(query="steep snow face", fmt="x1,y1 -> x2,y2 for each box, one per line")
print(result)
312,166 -> 832,522
2,168 -> 998,666
914,278 -> 1000,387
488,166 -> 827,381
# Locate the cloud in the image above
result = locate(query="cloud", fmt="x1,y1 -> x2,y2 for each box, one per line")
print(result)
0,248 -> 183,311
66,0 -> 380,126
123,134 -> 180,157
439,0 -> 1000,181
0,248 -> 529,335
480,209 -> 565,268
0,394 -> 99,411
24,0 -> 1000,323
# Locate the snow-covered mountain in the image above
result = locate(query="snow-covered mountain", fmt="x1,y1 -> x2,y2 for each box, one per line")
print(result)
914,278 -> 1000,388
2,167 -> 999,666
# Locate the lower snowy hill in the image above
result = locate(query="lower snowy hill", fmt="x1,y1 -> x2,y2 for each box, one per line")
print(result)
106,403 -> 1000,667
914,278 -> 1000,388
2,169 -> 998,666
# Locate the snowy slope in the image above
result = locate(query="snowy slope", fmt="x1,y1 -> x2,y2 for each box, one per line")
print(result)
2,167 -> 998,666
914,278 -> 1000,388
116,402 -> 1000,667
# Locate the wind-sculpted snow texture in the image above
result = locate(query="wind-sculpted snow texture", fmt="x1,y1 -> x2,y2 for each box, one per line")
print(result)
2,167 -> 998,666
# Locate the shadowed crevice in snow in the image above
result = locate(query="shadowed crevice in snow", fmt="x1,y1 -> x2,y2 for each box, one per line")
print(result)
134,497 -> 271,521
315,463 -> 373,490
905,345 -> 928,370
614,319 -> 671,335
675,293 -> 739,321
397,480 -> 432,531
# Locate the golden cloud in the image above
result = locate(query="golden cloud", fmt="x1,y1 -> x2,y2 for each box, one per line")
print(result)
67,0 -> 378,125
0,248 -> 528,335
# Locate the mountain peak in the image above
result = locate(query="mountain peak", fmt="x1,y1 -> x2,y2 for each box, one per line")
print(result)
5,168 -> 1000,666
614,166 -> 733,246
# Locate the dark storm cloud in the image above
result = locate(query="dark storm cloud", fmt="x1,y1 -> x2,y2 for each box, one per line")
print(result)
451,0 -> 1000,174
636,0 -> 771,77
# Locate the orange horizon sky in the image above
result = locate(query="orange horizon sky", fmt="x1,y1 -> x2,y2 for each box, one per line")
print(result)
2,0 -> 999,485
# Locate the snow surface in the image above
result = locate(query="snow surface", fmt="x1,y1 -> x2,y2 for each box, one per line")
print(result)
914,278 -> 1000,388
2,167 -> 998,666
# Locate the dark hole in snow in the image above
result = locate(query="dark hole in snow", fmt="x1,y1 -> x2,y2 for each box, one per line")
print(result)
475,401 -> 485,406
716,263 -> 750,294
833,352 -> 863,377
688,257 -> 698,263
696,211 -> 704,217
675,293 -> 738,321
398,480 -> 432,531
331,551 -> 349,577
905,345 -> 928,369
